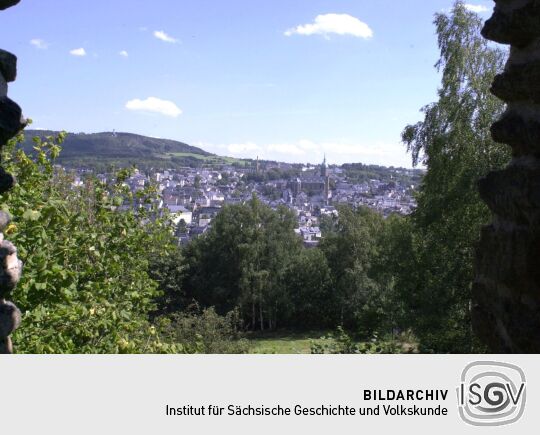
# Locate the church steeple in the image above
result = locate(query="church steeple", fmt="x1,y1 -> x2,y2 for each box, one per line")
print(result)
321,154 -> 328,178
321,154 -> 330,205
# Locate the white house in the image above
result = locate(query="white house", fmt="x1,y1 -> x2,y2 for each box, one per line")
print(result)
167,205 -> 193,225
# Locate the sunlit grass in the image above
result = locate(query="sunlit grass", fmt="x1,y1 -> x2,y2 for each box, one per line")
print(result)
247,330 -> 334,354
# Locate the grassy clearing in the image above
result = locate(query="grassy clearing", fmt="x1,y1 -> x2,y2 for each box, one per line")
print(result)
166,152 -> 213,160
246,330 -> 419,354
247,330 -> 333,354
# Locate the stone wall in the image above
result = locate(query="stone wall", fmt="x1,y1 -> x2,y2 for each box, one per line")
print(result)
473,0 -> 540,352
0,0 -> 24,354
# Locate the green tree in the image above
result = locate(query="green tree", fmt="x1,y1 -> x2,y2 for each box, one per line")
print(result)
399,1 -> 510,352
320,206 -> 388,335
2,131 -> 178,353
183,195 -> 302,330
284,248 -> 333,329
175,218 -> 188,235
149,245 -> 186,317
164,307 -> 249,354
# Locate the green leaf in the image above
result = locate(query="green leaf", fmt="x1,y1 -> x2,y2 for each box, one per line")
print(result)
22,209 -> 42,221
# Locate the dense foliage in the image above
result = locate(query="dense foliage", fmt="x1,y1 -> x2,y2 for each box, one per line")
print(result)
163,307 -> 249,354
2,131 -> 178,353
182,195 -> 305,330
175,199 -> 395,338
398,1 -> 510,352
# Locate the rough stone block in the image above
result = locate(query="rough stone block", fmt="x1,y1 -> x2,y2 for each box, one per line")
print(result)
0,96 -> 25,145
473,275 -> 540,353
478,160 -> 540,225
0,167 -> 15,194
474,217 -> 540,353
0,0 -> 20,10
492,59 -> 540,103
0,73 -> 6,97
0,336 -> 13,354
471,280 -> 511,352
476,224 -> 540,296
491,110 -> 540,154
0,49 -> 17,82
0,240 -> 22,298
482,2 -> 540,47
0,300 -> 21,338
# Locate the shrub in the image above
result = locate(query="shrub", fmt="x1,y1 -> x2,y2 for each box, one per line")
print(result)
164,307 -> 249,354
2,130 -> 178,353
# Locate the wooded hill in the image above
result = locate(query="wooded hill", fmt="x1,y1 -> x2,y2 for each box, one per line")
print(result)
21,130 -> 218,171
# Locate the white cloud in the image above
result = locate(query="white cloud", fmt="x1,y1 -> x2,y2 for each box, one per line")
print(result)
69,47 -> 87,57
153,30 -> 179,44
464,4 -> 489,13
285,13 -> 373,39
119,50 -> 129,58
125,97 -> 183,118
30,39 -> 49,49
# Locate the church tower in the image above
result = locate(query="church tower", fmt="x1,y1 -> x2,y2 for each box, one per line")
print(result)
321,154 -> 328,178
321,155 -> 330,205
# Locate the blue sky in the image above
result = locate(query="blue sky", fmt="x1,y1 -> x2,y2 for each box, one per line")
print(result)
1,0 -> 493,167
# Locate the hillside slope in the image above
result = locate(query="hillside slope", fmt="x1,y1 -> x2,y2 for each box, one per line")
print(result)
21,130 -> 219,170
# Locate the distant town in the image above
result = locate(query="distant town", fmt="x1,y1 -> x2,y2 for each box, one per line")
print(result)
66,157 -> 420,247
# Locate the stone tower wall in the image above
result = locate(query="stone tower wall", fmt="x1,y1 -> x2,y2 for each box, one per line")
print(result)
0,0 -> 25,354
473,0 -> 540,352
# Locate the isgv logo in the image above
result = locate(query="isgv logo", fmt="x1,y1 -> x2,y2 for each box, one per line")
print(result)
457,361 -> 526,426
